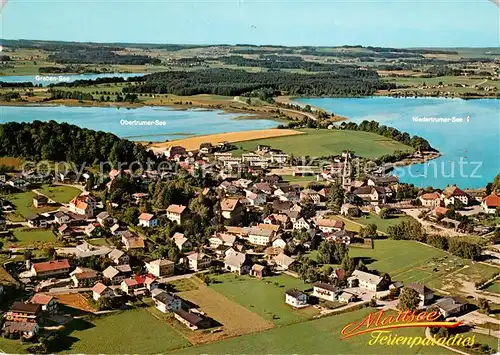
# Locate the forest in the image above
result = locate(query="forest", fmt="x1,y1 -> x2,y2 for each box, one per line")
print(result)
122,68 -> 395,96
47,50 -> 161,65
0,121 -> 155,165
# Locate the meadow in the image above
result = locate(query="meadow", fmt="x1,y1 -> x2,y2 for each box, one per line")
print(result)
234,129 -> 412,159
485,282 -> 500,294
57,308 -> 190,354
9,228 -> 57,248
170,308 -> 453,355
209,274 -> 318,326
3,191 -> 55,219
38,185 -> 81,203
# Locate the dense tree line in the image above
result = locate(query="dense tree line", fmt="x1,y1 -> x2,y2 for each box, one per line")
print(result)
122,68 -> 395,97
339,120 -> 434,151
48,89 -> 94,101
0,82 -> 35,88
0,121 -> 154,165
218,55 -> 363,72
387,220 -> 482,260
48,50 -> 161,65
49,76 -> 146,88
0,55 -> 11,61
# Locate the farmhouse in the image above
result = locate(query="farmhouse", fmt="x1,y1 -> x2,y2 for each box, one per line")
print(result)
31,259 -> 70,278
313,282 -> 338,302
69,194 -> 95,216
481,193 -> 500,214
247,227 -> 275,246
151,289 -> 182,313
315,218 -> 344,233
209,233 -> 236,248
29,294 -> 57,314
347,270 -> 390,291
2,321 -> 39,339
166,204 -> 187,224
353,186 -> 387,205
108,249 -> 129,265
273,252 -> 296,271
419,192 -> 441,208
293,217 -> 311,231
5,302 -> 41,322
435,296 -> 468,317
406,283 -> 434,306
441,186 -> 470,206
186,252 -> 211,271
145,259 -> 175,277
32,195 -> 48,208
54,211 -> 71,225
285,289 -> 308,308
224,251 -> 251,274
174,309 -> 210,330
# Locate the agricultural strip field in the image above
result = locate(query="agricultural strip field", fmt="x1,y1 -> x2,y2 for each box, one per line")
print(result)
149,129 -> 303,152
234,129 -> 412,159
57,308 -> 190,354
209,274 -> 319,326
9,228 -> 57,248
38,185 -> 81,203
151,281 -> 275,345
170,308 -> 453,355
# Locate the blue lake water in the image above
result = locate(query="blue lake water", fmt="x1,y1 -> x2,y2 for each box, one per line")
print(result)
0,105 -> 278,142
296,97 -> 500,189
0,73 -> 146,86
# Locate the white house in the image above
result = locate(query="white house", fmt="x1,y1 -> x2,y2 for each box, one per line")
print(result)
441,186 -> 470,206
406,283 -> 434,307
166,204 -> 187,224
293,217 -> 311,231
151,289 -> 182,313
247,227 -> 275,246
186,252 -> 212,271
419,192 -> 441,208
347,270 -> 391,291
138,213 -> 158,228
285,289 -> 308,308
91,282 -> 115,301
313,282 -> 338,302
481,194 -> 500,214
315,218 -> 344,233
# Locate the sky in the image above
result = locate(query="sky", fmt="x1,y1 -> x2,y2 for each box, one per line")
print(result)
0,0 -> 499,47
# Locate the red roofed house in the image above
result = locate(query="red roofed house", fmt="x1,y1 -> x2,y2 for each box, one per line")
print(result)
70,267 -> 99,287
138,213 -> 158,228
120,275 -> 158,295
69,193 -> 96,216
441,186 -> 470,207
419,192 -> 441,208
482,194 -> 500,214
166,204 -> 187,224
29,293 -> 58,314
31,259 -> 71,278
91,282 -> 115,301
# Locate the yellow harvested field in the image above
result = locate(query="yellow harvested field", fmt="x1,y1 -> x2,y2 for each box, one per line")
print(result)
149,129 -> 303,152
176,284 -> 275,344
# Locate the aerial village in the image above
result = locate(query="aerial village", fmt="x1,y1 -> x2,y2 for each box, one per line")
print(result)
0,140 -> 498,352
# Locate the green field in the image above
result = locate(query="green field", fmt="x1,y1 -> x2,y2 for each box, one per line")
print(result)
171,308 -> 452,355
38,185 -> 81,203
57,309 -> 190,354
485,282 -> 500,294
234,129 -> 412,159
352,213 -> 415,234
210,274 -> 318,326
2,191 -> 55,219
9,228 -> 57,248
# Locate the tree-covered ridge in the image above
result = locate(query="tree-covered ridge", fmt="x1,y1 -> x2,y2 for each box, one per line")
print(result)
47,50 -> 161,65
339,120 -> 434,151
122,68 -> 395,97
0,121 -> 154,165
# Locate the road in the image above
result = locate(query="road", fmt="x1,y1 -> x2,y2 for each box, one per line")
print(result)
403,209 -> 470,237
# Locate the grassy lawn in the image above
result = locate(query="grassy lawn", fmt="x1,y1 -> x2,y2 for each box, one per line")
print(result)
8,228 -> 57,248
171,308 -> 452,355
57,308 -> 190,354
234,129 -> 412,159
352,213 -> 415,234
0,337 -> 30,354
282,175 -> 317,186
38,185 -> 81,203
210,273 -> 318,326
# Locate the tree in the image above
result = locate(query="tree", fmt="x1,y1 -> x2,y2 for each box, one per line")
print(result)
398,287 -> 421,311
317,241 -> 348,265
360,224 -> 378,239
326,183 -> 344,213
478,298 -> 491,314
379,208 -> 389,219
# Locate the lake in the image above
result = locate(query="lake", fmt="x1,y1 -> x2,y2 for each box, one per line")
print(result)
296,97 -> 500,189
0,105 -> 278,142
0,73 -> 146,86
